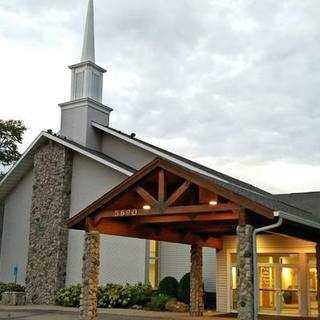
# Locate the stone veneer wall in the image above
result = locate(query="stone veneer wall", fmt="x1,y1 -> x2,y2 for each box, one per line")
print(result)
26,140 -> 73,304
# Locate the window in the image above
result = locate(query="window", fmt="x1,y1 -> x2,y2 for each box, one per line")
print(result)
148,240 -> 159,288
74,71 -> 84,99
308,254 -> 318,316
92,73 -> 101,100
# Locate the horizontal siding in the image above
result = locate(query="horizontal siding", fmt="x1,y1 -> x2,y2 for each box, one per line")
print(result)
216,242 -> 229,312
159,242 -> 216,292
0,170 -> 33,284
66,154 -> 146,285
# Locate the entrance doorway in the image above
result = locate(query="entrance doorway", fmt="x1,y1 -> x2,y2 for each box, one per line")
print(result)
258,254 -> 300,315
230,253 -> 302,316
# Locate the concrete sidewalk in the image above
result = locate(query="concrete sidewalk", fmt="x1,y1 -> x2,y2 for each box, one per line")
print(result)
0,305 -> 233,320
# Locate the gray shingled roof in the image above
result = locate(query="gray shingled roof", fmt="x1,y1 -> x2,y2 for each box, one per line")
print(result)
93,122 -> 320,225
275,192 -> 320,219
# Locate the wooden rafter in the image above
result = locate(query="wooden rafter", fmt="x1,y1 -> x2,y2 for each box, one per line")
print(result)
165,180 -> 191,207
158,169 -> 165,203
135,186 -> 158,207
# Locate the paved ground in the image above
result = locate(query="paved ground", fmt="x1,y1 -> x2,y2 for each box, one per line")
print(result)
0,311 -> 170,320
0,306 -> 233,320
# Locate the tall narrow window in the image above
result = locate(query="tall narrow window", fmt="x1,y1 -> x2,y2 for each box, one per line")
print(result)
92,73 -> 101,100
148,240 -> 159,288
74,71 -> 84,99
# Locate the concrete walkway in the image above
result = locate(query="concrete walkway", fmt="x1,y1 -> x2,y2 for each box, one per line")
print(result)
0,305 -> 233,320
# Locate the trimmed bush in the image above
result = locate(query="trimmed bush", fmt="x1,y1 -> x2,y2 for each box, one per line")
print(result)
177,273 -> 190,305
149,293 -> 171,311
158,276 -> 179,297
55,283 -> 152,309
0,283 -> 25,301
55,284 -> 81,307
98,283 -> 152,308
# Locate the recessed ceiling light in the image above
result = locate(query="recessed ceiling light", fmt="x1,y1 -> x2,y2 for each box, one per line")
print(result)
209,200 -> 217,206
143,204 -> 151,210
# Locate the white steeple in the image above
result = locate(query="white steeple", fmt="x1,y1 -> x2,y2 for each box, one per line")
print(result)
81,0 -> 95,62
59,0 -> 112,150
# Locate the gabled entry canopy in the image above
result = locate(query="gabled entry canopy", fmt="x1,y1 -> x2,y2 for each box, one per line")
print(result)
68,157 -> 320,247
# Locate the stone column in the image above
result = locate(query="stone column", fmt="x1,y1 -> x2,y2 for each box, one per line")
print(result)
80,231 -> 100,320
316,243 -> 320,319
237,225 -> 254,320
190,244 -> 204,317
26,141 -> 73,304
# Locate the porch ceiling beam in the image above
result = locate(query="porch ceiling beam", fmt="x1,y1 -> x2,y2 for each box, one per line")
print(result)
133,211 -> 238,224
135,186 -> 158,207
165,180 -> 191,207
95,220 -> 223,249
93,203 -> 239,225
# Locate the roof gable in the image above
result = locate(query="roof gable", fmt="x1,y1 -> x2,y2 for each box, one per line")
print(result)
68,157 -> 278,230
0,132 -> 135,200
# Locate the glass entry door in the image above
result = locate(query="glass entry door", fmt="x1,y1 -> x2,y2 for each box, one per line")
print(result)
230,253 -> 301,316
259,265 -> 276,313
280,266 -> 299,315
257,254 -> 300,316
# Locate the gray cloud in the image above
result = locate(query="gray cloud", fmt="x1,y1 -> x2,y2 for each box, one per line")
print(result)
1,0 -> 320,166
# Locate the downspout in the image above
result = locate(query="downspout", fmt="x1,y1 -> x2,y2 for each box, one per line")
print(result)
253,211 -> 283,320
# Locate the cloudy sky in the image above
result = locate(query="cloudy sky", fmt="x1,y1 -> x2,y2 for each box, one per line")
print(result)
1,0 -> 320,193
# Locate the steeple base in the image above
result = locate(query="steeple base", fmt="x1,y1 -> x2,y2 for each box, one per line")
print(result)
59,98 -> 112,150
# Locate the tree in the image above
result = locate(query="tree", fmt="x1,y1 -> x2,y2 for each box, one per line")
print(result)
0,120 -> 26,170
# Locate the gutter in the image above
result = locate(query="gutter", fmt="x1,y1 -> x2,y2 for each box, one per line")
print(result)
252,210 -> 320,320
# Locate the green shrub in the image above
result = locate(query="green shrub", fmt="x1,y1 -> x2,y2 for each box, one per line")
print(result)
149,293 -> 171,311
98,283 -> 152,308
0,283 -> 25,301
55,284 -> 82,307
158,276 -> 179,297
177,273 -> 190,305
124,283 -> 153,306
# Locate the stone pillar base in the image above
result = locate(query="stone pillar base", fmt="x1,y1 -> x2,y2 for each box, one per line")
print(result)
190,244 -> 204,317
80,231 -> 100,320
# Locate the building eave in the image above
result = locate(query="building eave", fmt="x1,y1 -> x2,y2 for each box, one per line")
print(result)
0,132 -> 134,201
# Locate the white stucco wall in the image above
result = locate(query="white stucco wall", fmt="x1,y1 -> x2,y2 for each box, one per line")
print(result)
66,153 -> 146,285
0,170 -> 33,284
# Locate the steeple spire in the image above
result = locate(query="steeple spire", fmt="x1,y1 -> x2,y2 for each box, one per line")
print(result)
81,0 -> 95,62
59,0 -> 111,151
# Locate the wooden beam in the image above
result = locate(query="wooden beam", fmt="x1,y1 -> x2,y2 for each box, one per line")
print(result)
134,211 -> 238,224
158,161 -> 274,219
96,220 -> 223,249
93,203 -> 239,225
165,180 -> 191,207
135,186 -> 158,207
158,169 -> 165,203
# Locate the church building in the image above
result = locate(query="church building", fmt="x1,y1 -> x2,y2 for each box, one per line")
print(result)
1,1 -> 320,319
